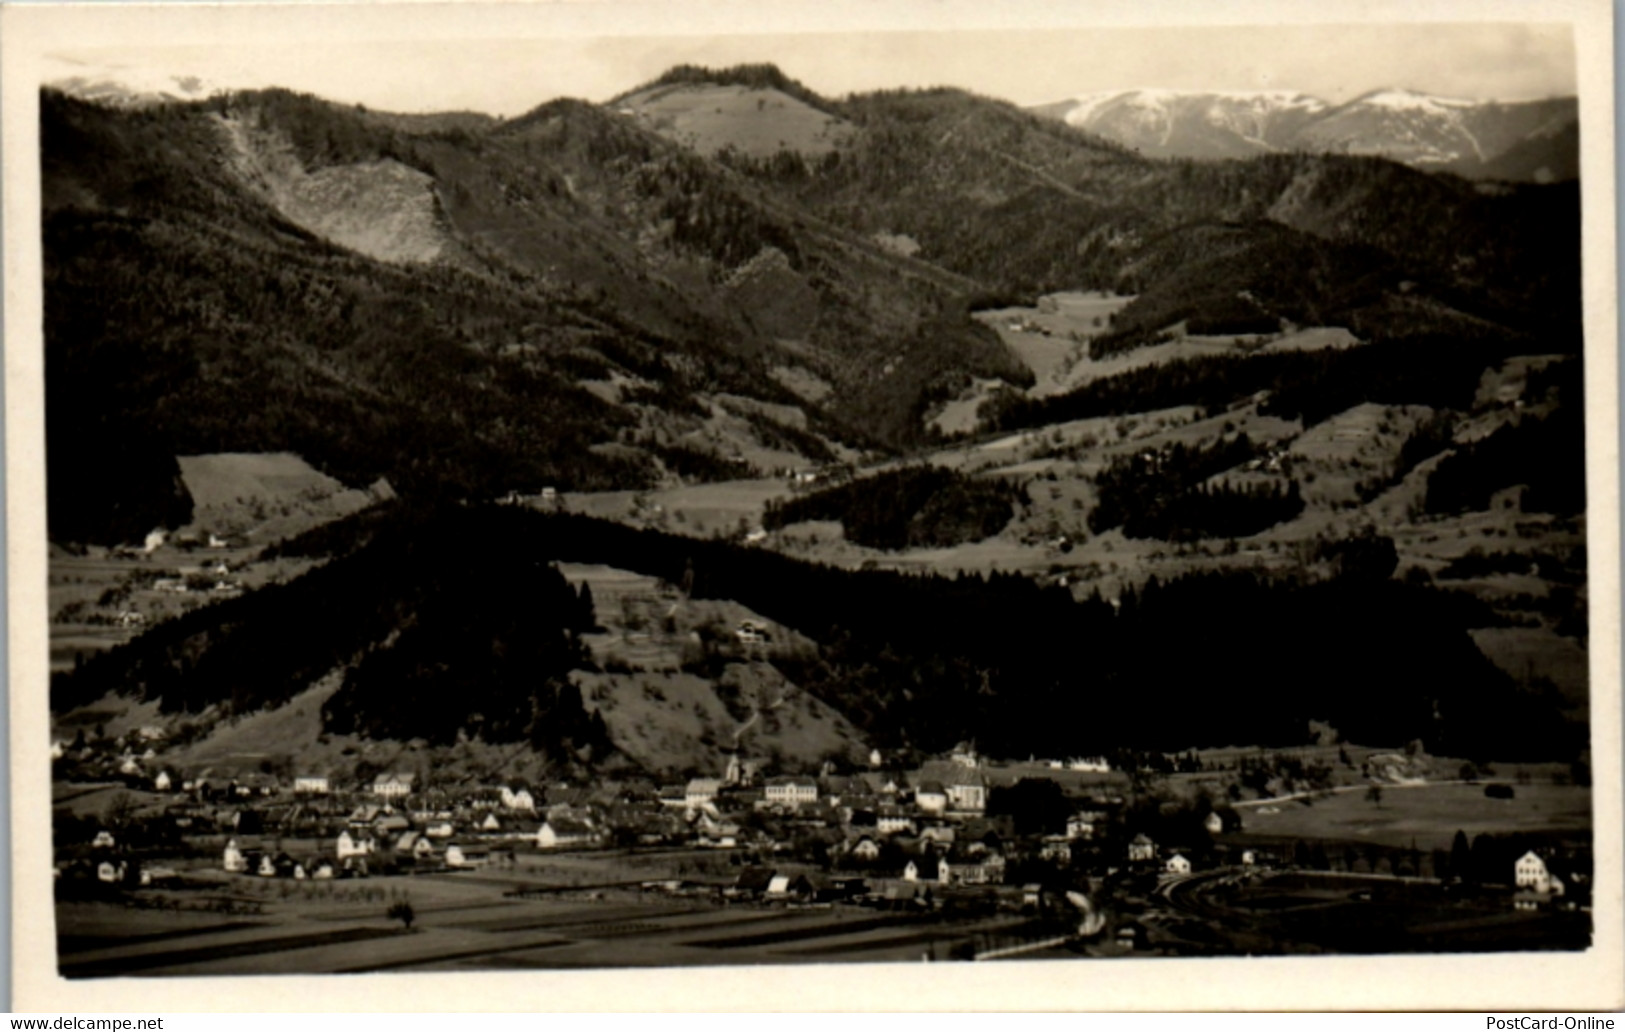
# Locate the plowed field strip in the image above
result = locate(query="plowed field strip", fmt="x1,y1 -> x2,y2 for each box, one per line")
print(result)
686,914 -> 922,949
61,927 -> 397,978
335,938 -> 570,973
58,921 -> 266,955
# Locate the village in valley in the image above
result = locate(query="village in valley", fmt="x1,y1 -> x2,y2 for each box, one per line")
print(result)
52,711 -> 1594,973
35,22 -> 1599,979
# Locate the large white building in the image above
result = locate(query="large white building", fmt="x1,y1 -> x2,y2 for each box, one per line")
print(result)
765,776 -> 818,809
294,775 -> 330,795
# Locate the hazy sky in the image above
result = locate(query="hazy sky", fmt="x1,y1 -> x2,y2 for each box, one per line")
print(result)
43,21 -> 1576,116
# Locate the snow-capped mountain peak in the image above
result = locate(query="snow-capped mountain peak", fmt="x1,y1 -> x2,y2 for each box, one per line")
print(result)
43,56 -> 234,109
1035,85 -> 1578,181
1342,88 -> 1477,113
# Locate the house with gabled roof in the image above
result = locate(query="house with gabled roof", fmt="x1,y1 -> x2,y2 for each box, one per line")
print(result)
685,778 -> 722,809
1128,833 -> 1156,863
915,781 -> 948,815
373,772 -> 416,799
337,830 -> 375,859
537,817 -> 600,850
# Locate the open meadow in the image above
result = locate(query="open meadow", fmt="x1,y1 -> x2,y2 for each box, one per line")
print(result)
1233,781 -> 1592,852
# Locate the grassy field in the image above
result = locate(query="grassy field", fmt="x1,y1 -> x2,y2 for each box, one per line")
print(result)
1233,781 -> 1591,852
619,82 -> 854,158
56,861 -> 1023,974
1182,871 -> 1593,954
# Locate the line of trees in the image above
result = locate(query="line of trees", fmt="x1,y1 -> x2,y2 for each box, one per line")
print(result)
762,466 -> 1021,550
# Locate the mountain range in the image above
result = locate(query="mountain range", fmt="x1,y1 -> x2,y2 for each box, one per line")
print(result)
42,63 -> 1588,769
43,64 -> 1578,548
1030,88 -> 1578,182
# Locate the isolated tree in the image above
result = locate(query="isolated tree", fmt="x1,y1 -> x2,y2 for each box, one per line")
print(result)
1364,784 -> 1383,808
387,901 -> 416,931
1450,830 -> 1472,883
103,791 -> 136,827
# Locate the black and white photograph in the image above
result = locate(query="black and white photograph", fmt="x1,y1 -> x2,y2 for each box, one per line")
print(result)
3,0 -> 1620,1011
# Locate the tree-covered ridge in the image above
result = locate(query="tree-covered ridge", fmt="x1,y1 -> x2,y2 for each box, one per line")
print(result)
56,506 -> 1580,764
613,63 -> 841,116
983,332 -> 1542,437
264,508 -> 1586,762
1425,406 -> 1586,517
725,85 -> 1578,354
762,466 -> 1021,550
52,505 -> 608,755
1085,431 -> 1305,542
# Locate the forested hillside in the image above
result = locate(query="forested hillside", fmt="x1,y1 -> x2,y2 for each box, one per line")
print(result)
57,505 -> 1576,765
52,503 -> 611,757
41,86 -> 1021,544
652,69 -> 1580,352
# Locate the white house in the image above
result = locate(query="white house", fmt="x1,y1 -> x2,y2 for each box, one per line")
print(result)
480,813 -> 503,832
425,821 -> 455,839
1066,813 -> 1098,841
765,776 -> 819,809
868,748 -> 883,769
397,831 -> 438,862
153,770 -> 173,792
876,809 -> 915,836
118,756 -> 142,776
336,830 -> 375,859
850,837 -> 881,862
444,843 -> 489,869
1514,850 -> 1549,888
222,839 -> 249,873
1067,757 -> 1110,773
92,830 -> 116,850
294,775 -> 330,795
1165,853 -> 1192,876
373,772 -> 416,799
97,861 -> 122,884
1514,851 -> 1564,895
915,781 -> 948,815
1204,812 -> 1224,835
685,778 -> 722,809
950,742 -> 979,768
538,818 -> 598,850
1128,833 -> 1156,863
500,787 -> 536,813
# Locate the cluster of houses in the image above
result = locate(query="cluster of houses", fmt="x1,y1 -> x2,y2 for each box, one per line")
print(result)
56,736 -> 1595,929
